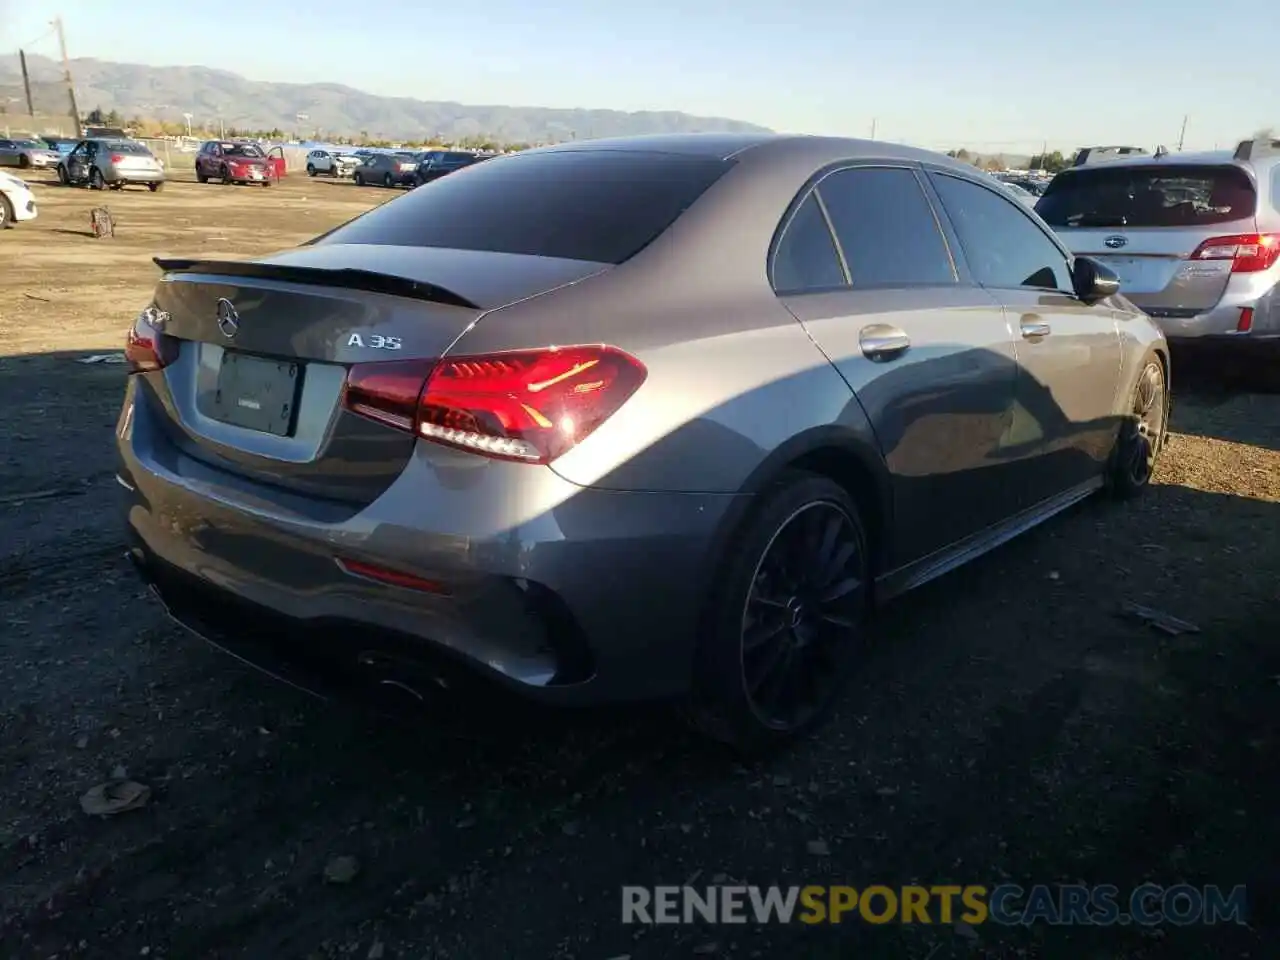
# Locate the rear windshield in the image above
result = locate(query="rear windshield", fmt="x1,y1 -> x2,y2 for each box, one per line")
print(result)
316,149 -> 733,264
105,141 -> 151,155
1036,164 -> 1256,228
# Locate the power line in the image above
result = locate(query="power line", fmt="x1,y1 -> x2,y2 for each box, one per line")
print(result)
13,27 -> 55,53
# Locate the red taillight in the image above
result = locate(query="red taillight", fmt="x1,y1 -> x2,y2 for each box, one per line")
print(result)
343,345 -> 647,464
1189,233 -> 1280,273
345,359 -> 433,431
110,154 -> 124,164
124,307 -> 177,373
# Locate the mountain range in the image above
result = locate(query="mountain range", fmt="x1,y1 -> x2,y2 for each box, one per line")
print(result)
0,54 -> 770,143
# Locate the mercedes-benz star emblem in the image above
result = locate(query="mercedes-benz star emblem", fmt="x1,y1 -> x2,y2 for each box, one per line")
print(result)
1103,235 -> 1128,249
215,298 -> 239,338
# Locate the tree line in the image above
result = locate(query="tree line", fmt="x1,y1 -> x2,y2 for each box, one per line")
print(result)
946,147 -> 1070,173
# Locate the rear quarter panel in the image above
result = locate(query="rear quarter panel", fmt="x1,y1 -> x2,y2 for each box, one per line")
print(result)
448,148 -> 885,495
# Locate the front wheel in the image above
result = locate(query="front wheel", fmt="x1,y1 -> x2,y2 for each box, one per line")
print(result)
18,154 -> 30,169
689,472 -> 872,755
149,182 -> 163,193
354,173 -> 364,186
1107,356 -> 1169,499
57,164 -> 70,186
89,167 -> 105,190
219,165 -> 232,184
306,164 -> 316,177
0,193 -> 13,229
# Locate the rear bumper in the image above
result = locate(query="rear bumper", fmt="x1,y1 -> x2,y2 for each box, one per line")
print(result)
1142,275 -> 1280,342
117,379 -> 739,707
110,169 -> 165,184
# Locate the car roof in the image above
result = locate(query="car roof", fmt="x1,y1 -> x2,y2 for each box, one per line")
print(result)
530,132 -> 985,176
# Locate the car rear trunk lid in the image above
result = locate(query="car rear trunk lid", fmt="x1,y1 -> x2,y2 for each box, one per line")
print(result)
141,246 -> 608,504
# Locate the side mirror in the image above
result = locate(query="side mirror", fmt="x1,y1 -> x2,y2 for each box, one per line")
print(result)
1072,256 -> 1120,304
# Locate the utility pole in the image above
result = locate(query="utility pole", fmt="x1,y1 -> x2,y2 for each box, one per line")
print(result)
18,51 -> 36,116
1177,115 -> 1188,152
51,16 -> 82,137
870,118 -> 877,140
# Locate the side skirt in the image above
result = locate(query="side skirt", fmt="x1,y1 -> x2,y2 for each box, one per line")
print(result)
875,476 -> 1104,602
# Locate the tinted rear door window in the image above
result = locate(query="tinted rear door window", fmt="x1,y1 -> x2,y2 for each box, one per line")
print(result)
317,150 -> 732,264
932,173 -> 1071,291
816,167 -> 956,287
772,194 -> 846,292
1036,164 -> 1257,228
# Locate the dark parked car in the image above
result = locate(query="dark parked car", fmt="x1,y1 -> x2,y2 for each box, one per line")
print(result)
195,141 -> 274,186
413,150 -> 484,186
353,151 -> 420,187
120,134 -> 1169,753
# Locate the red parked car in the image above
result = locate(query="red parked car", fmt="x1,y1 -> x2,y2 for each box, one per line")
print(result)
194,141 -> 276,186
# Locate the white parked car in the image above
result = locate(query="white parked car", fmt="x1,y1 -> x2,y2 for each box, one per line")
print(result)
305,149 -> 360,178
0,170 -> 38,228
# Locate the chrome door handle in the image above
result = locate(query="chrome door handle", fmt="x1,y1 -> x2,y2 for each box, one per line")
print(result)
859,324 -> 910,362
1020,317 -> 1051,339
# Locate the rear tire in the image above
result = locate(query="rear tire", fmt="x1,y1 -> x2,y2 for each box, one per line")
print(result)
354,172 -> 364,186
18,154 -> 30,169
0,193 -> 13,229
306,164 -> 316,177
89,167 -> 105,191
196,168 -> 209,183
688,471 -> 872,756
149,182 -> 163,193
383,173 -> 394,188
1107,355 -> 1169,500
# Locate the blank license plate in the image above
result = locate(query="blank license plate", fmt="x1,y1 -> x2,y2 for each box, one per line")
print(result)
211,353 -> 302,436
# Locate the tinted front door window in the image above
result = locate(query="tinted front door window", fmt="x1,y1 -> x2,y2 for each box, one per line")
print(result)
932,174 -> 1070,291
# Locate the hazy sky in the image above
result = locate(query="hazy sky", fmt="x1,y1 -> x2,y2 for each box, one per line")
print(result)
3,0 -> 1276,153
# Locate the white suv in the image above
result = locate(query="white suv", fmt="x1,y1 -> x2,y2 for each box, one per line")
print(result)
305,149 -> 360,178
1037,138 -> 1280,349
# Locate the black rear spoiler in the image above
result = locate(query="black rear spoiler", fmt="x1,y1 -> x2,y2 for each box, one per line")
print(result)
151,257 -> 479,310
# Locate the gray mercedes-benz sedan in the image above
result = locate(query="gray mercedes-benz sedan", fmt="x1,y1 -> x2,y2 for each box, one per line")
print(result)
118,134 -> 1170,752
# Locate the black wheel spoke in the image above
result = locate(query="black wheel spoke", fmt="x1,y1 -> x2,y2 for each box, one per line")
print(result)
739,500 -> 867,731
747,639 -> 791,696
820,576 -> 860,603
743,616 -> 787,653
820,541 -> 857,586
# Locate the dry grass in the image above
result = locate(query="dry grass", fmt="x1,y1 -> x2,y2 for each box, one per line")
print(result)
0,171 -> 386,354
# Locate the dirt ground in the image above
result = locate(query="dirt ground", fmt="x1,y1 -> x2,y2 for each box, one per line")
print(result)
1,173 -> 1278,960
